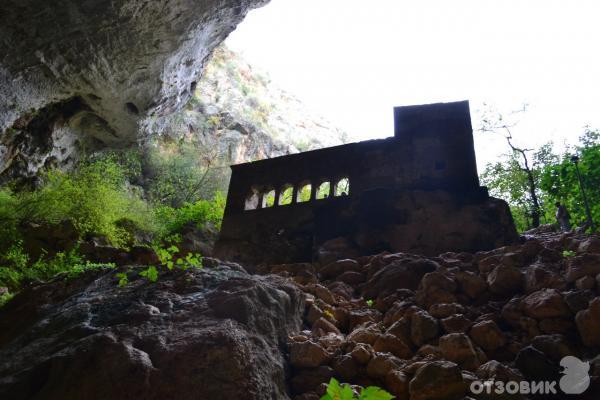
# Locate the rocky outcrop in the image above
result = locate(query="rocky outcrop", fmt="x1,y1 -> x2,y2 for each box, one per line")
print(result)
0,0 -> 269,179
0,261 -> 303,399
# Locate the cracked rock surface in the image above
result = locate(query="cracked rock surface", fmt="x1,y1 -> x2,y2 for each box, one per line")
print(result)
0,260 -> 303,400
0,0 -> 268,178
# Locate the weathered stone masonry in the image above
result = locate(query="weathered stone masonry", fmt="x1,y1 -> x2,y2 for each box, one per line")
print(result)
215,101 -> 519,265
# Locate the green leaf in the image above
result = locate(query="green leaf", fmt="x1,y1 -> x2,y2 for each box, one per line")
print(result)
359,386 -> 395,400
116,272 -> 129,287
321,378 -> 355,400
139,266 -> 158,282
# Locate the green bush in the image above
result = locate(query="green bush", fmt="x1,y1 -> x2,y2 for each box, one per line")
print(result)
15,157 -> 156,248
144,140 -> 225,208
155,191 -> 226,235
0,242 -> 113,293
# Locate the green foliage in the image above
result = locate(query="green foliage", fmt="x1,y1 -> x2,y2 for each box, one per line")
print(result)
116,272 -> 129,287
481,129 -> 599,232
321,378 -> 394,400
366,299 -> 374,307
0,242 -> 113,292
316,182 -> 331,200
139,266 -> 159,283
539,129 -> 600,231
176,253 -> 203,270
298,184 -> 312,202
1,156 -> 157,248
155,192 -> 226,235
153,244 -> 203,272
144,141 -> 224,208
0,292 -> 14,308
562,250 -> 576,258
481,144 -> 557,231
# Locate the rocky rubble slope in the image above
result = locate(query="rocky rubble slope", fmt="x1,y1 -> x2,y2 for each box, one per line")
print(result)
0,260 -> 303,399
260,229 -> 600,399
1,228 -> 599,399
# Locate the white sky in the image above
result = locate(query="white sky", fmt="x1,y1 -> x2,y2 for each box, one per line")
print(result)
226,0 -> 600,169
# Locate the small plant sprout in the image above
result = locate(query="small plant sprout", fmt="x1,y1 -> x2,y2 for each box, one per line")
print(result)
366,299 -> 374,307
139,266 -> 158,283
562,250 -> 576,258
321,378 -> 394,400
116,272 -> 129,287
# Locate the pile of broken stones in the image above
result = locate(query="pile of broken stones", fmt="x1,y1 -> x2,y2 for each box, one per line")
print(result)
261,229 -> 600,399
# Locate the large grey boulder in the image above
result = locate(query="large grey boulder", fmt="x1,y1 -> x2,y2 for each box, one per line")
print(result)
0,261 -> 303,399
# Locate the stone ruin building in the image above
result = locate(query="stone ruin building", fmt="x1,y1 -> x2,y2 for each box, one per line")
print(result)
214,101 -> 519,265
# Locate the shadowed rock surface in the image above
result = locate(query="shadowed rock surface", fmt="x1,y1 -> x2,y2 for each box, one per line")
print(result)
0,0 -> 269,179
0,260 -> 303,400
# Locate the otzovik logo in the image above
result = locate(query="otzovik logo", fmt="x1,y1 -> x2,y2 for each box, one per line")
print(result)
559,356 -> 590,395
470,356 -> 591,396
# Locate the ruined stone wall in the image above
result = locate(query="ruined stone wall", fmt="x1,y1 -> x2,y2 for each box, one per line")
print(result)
216,102 -> 519,265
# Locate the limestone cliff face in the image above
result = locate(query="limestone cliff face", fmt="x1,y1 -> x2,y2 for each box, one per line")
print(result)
150,45 -> 348,167
0,0 -> 269,180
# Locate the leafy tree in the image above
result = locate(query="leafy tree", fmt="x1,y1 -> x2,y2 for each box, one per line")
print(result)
479,104 -> 552,228
143,140 -> 224,207
540,128 -> 600,231
481,142 -> 558,231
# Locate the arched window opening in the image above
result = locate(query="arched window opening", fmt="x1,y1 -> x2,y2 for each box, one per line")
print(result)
334,177 -> 350,196
262,188 -> 276,208
279,184 -> 294,206
244,187 -> 260,210
297,182 -> 312,203
316,181 -> 331,200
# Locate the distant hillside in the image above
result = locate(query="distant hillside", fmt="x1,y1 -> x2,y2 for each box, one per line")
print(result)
149,44 -> 348,167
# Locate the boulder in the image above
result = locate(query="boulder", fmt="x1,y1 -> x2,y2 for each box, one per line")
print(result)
362,256 -> 438,299
290,366 -> 335,395
487,264 -> 523,296
410,310 -> 440,346
318,259 -> 361,280
350,343 -> 373,365
524,264 -> 566,293
514,346 -> 559,381
385,370 -> 410,400
578,237 -> 600,254
408,361 -> 467,400
575,297 -> 600,347
521,289 -> 570,319
566,254 -> 600,282
429,303 -> 465,319
289,340 -> 330,368
373,334 -> 413,359
333,355 -> 360,381
347,323 -> 381,346
441,314 -> 473,334
336,271 -> 367,286
366,353 -> 403,379
455,271 -> 487,299
469,320 -> 506,352
564,290 -> 595,313
439,333 -> 483,370
312,317 -> 341,337
0,263 -> 303,400
576,275 -> 596,290
531,334 -> 576,362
